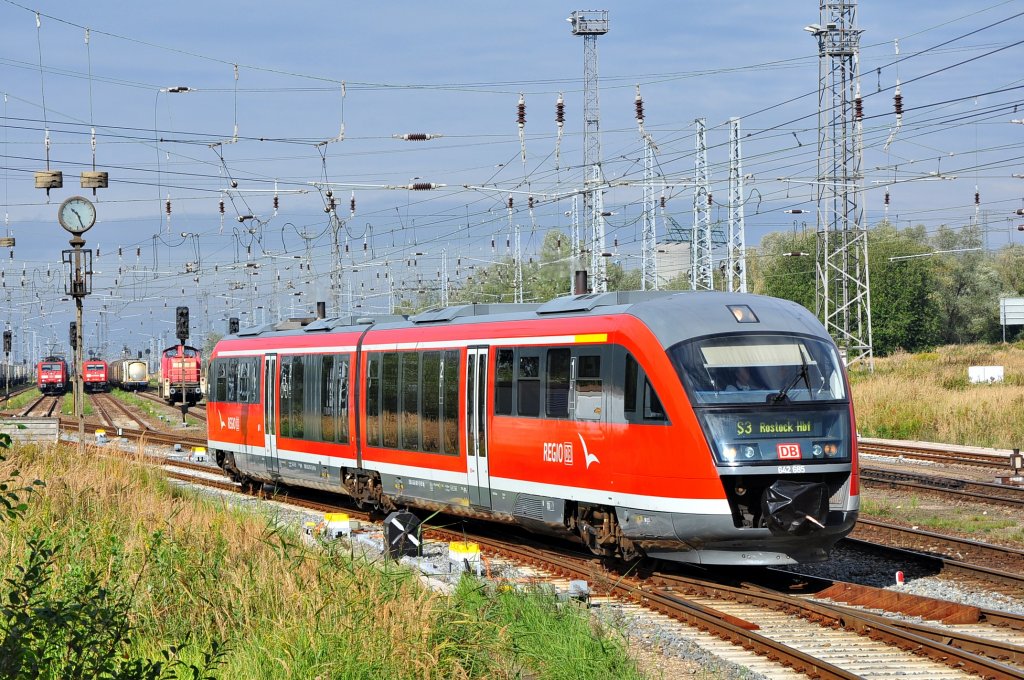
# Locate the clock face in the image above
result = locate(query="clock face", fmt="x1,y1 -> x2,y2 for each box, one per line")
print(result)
58,196 -> 97,235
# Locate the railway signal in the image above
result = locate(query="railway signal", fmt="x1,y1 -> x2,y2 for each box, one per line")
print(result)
175,306 -> 190,422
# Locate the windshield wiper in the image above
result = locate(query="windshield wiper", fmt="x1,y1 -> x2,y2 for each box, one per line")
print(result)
768,351 -> 813,404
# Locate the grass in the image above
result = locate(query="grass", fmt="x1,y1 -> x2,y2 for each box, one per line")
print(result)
1,387 -> 40,411
0,441 -> 649,679
113,389 -> 201,428
849,342 -> 1024,448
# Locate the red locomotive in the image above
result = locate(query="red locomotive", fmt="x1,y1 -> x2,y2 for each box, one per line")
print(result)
82,359 -> 109,393
36,356 -> 69,396
208,292 -> 859,565
159,345 -> 203,405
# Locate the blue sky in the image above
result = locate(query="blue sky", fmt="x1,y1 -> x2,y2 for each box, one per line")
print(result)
2,1 -> 1023,358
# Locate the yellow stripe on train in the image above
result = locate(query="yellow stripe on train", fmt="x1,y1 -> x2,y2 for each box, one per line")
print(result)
574,333 -> 608,343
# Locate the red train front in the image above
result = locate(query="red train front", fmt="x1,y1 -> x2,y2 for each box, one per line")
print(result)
159,345 -> 203,405
82,359 -> 108,393
208,292 -> 859,565
36,357 -> 69,396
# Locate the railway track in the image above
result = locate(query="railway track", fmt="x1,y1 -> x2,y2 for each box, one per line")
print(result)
153,460 -> 1024,679
132,390 -> 207,422
19,395 -> 60,418
89,393 -> 153,432
859,439 -> 1014,471
861,465 -> 1024,508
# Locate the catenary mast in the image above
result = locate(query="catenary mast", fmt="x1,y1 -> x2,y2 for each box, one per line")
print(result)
809,1 -> 873,367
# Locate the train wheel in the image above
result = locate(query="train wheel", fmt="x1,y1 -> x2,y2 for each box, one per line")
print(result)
240,477 -> 264,495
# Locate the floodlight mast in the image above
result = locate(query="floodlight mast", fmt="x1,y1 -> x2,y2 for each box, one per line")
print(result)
569,10 -> 609,293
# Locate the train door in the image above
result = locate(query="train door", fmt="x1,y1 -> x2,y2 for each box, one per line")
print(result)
263,354 -> 280,478
466,346 -> 491,507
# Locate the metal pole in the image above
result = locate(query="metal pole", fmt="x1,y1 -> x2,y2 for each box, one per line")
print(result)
74,249 -> 85,458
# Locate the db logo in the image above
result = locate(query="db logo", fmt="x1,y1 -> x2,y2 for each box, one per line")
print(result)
777,443 -> 801,460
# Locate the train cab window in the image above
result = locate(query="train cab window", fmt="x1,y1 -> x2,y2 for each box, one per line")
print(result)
644,379 -> 666,421
574,354 -> 602,421
621,351 -> 668,424
517,353 -> 541,417
546,348 -> 570,418
495,349 -> 514,415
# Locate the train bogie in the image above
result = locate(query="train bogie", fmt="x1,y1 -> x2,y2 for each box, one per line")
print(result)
208,292 -> 859,565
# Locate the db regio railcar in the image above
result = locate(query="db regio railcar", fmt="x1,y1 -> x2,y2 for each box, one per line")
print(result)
109,358 -> 150,391
207,291 -> 859,565
159,345 -> 203,404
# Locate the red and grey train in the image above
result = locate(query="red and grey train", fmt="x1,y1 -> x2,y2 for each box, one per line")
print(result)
208,291 -> 859,565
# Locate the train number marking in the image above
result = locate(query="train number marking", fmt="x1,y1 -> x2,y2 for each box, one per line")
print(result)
777,443 -> 801,459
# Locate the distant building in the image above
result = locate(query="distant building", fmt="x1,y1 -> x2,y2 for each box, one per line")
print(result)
656,242 -> 691,288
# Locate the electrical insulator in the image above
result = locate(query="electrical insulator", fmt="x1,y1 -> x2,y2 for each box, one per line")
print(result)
345,242 -> 349,254
1015,209 -> 1024,216
393,133 -> 439,141
614,238 -> 618,248
707,193 -> 713,206
884,192 -> 890,206
409,182 -> 436,190
491,236 -> 496,251
136,247 -> 141,257
556,95 -> 565,124
506,237 -> 510,250
517,94 -> 526,127
556,236 -> 561,249
894,91 -> 903,116
329,196 -> 337,212
96,247 -> 101,257
635,92 -> 644,123
975,191 -> 980,206
660,196 -> 666,208
273,194 -> 279,210
326,189 -> 333,198
363,239 -> 368,251
507,196 -> 513,209
528,196 -> 534,209
118,247 -> 122,257
165,198 -> 171,216
854,96 -> 863,120
350,194 -> 355,214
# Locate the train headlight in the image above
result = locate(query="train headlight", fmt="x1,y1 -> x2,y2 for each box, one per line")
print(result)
815,441 -> 840,458
722,446 -> 738,462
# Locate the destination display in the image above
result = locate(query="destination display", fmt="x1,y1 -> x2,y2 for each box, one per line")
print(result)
731,417 -> 822,439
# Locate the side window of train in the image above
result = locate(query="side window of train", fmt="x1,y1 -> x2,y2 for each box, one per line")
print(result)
236,358 -> 251,403
279,358 -> 292,438
622,350 -> 669,424
517,351 -> 541,417
213,359 -> 227,402
546,348 -> 571,418
574,353 -> 603,421
290,355 -> 306,439
365,354 -> 381,447
225,358 -> 238,402
494,349 -> 514,416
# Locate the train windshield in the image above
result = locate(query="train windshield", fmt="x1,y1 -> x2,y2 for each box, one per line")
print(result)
42,363 -> 61,371
669,334 -> 846,405
87,363 -> 104,370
